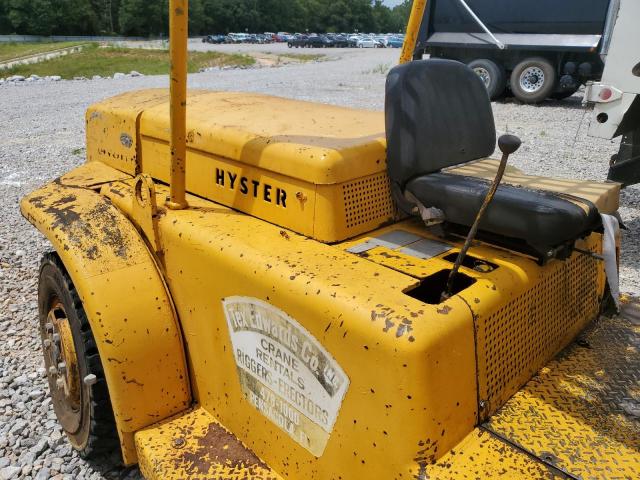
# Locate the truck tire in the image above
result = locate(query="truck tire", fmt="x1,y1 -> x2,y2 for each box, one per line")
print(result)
551,87 -> 579,100
468,59 -> 507,100
38,252 -> 118,459
510,58 -> 557,103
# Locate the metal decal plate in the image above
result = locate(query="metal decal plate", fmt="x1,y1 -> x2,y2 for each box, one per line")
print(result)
223,297 -> 350,457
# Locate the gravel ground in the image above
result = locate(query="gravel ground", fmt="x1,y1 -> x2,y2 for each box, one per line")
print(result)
0,42 -> 638,480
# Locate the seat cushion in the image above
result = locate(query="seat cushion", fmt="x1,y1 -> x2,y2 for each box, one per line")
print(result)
446,159 -> 621,214
406,173 -> 601,249
385,59 -> 496,186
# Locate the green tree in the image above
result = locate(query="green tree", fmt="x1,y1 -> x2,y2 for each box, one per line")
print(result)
119,0 -> 167,36
7,0 -> 55,35
0,0 -> 12,34
391,0 -> 412,32
90,0 -> 121,34
55,0 -> 99,35
0,0 -> 412,37
188,0 -> 206,35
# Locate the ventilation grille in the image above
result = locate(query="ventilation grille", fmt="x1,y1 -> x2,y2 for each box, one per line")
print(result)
342,173 -> 395,230
477,241 -> 601,419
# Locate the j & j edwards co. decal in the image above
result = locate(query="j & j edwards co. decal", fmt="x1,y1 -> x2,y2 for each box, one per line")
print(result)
223,297 -> 350,456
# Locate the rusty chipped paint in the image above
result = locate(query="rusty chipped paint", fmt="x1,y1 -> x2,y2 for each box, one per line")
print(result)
136,408 -> 281,480
101,183 -> 478,478
59,160 -> 131,188
20,73 -> 621,479
90,89 -> 390,243
20,162 -> 191,465
167,0 -> 189,210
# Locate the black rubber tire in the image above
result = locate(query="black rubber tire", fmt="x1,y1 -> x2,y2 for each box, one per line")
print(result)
510,57 -> 557,104
287,42 -> 292,48
551,87 -> 580,100
468,59 -> 507,100
38,252 -> 118,459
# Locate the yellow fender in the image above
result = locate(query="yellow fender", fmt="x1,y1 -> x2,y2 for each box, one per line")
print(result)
20,162 -> 191,464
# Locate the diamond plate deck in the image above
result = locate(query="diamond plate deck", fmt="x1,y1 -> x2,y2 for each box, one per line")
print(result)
425,428 -> 568,479
486,314 -> 640,480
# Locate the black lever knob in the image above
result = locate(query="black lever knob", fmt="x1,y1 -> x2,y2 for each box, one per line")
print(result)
498,134 -> 522,156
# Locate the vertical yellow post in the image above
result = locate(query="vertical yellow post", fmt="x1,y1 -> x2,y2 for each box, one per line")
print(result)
399,0 -> 428,64
167,0 -> 189,210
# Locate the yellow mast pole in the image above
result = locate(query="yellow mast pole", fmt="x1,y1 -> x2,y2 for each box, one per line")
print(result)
167,0 -> 189,210
399,0 -> 428,64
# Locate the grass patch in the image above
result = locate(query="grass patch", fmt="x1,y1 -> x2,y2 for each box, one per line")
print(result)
275,52 -> 324,62
0,42 -> 85,63
3,44 -> 255,79
366,63 -> 391,75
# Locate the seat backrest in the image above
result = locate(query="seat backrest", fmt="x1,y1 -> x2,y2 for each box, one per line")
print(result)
385,59 -> 496,187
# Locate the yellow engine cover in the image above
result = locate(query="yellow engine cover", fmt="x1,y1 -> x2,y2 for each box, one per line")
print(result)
86,90 -> 393,243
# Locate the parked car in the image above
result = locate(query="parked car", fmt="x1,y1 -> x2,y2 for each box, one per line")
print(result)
375,36 -> 389,47
331,35 -> 352,48
226,33 -> 248,44
202,35 -> 226,44
357,38 -> 381,48
288,35 -> 309,48
306,35 -> 333,48
387,37 -> 404,48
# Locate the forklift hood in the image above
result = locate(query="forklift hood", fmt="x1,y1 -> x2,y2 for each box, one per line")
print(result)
86,89 -> 391,243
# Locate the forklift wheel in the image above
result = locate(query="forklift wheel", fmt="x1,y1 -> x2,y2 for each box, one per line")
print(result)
38,252 -> 118,459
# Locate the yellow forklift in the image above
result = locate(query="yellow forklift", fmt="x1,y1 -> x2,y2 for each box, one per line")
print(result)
20,0 -> 639,478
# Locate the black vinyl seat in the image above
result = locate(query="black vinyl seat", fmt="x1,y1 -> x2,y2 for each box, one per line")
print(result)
385,59 -> 600,259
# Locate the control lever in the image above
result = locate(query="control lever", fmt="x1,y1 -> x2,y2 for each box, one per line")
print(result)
441,134 -> 521,302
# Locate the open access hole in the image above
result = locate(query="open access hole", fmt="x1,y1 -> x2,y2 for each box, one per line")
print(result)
442,253 -> 498,273
405,269 -> 476,305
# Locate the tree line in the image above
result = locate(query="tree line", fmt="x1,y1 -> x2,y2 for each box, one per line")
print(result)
0,0 -> 412,37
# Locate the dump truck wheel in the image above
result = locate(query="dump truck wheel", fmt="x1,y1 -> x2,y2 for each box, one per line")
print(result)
510,57 -> 557,103
551,87 -> 580,100
468,59 -> 506,100
38,252 -> 118,459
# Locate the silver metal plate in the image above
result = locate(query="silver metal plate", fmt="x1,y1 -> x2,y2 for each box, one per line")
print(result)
398,239 -> 453,260
346,230 -> 453,261
346,230 -> 423,254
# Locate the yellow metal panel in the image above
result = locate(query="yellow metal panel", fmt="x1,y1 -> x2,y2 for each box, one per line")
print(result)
140,90 -> 387,185
140,136 -> 396,243
86,89 -> 171,175
487,315 -> 640,479
341,220 -> 606,420
140,136 -> 318,238
314,172 -> 396,242
58,160 -> 131,188
136,407 -> 282,480
106,183 -> 479,478
474,235 -> 605,419
167,0 -> 189,210
400,0 -> 428,64
427,428 -> 565,479
19,164 -> 191,464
